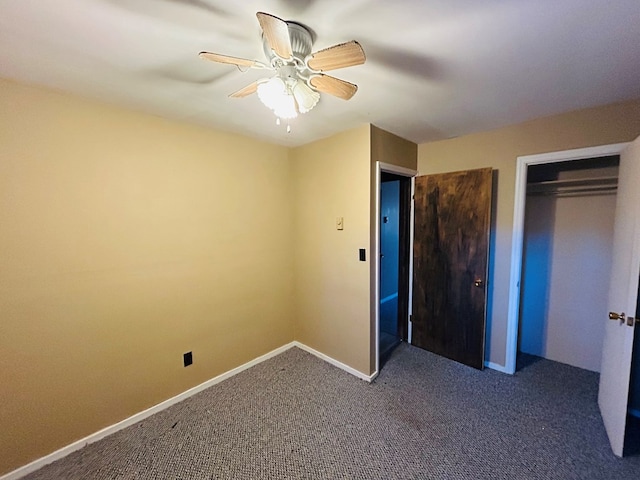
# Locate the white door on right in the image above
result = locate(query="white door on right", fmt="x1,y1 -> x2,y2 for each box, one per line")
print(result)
598,135 -> 640,457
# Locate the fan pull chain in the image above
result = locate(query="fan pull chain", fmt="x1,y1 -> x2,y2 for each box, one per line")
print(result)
274,117 -> 292,133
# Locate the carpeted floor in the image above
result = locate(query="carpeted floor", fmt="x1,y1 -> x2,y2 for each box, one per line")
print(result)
21,344 -> 640,479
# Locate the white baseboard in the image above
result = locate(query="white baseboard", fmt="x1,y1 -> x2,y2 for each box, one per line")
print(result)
293,341 -> 375,382
1,341 -> 371,480
485,361 -> 512,374
1,342 -> 298,480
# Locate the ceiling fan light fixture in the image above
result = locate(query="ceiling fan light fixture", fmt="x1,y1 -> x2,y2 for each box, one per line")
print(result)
257,77 -> 298,119
292,80 -> 320,114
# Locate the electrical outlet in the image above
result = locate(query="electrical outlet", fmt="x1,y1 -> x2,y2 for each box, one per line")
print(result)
183,351 -> 193,367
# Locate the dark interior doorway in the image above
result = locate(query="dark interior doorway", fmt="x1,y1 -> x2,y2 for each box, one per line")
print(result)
379,172 -> 411,366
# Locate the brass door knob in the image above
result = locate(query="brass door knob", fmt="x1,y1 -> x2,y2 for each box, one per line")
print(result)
609,311 -> 626,322
474,278 -> 484,288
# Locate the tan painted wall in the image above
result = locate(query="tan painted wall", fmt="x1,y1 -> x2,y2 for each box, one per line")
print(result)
418,98 -> 640,367
371,125 -> 418,171
0,79 -> 294,474
291,125 -> 372,375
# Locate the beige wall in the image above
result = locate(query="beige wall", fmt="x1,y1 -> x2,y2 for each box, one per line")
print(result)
0,79 -> 294,474
291,125 -> 372,374
418,98 -> 640,367
371,125 -> 418,171
290,125 -> 417,376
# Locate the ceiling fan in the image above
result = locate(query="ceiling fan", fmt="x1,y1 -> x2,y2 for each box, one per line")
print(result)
199,12 -> 366,125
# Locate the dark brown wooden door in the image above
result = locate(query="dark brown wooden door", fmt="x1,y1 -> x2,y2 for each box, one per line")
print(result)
412,168 -> 492,369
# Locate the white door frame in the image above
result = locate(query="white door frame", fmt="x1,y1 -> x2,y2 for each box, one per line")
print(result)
504,142 -> 630,374
374,161 -> 418,376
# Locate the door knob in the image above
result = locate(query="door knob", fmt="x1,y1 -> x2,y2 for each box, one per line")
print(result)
474,278 -> 484,288
609,312 -> 638,326
609,311 -> 626,322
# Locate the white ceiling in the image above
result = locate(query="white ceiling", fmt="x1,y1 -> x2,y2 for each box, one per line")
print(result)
1,0 -> 639,147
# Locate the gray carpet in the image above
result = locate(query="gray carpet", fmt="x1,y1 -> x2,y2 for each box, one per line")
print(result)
21,344 -> 640,479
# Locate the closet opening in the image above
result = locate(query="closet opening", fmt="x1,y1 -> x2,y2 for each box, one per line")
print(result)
517,155 -> 620,372
509,143 -> 640,455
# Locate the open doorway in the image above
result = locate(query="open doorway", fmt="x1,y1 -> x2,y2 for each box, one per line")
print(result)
375,162 -> 416,372
379,173 -> 410,364
379,176 -> 401,360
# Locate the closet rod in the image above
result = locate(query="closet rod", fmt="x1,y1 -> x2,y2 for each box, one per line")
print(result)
527,175 -> 617,189
527,176 -> 617,197
528,187 -> 617,197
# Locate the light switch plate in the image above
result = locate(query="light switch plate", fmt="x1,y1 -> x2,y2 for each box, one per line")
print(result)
336,217 -> 344,230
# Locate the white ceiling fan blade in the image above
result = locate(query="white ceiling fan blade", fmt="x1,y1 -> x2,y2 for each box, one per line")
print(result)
229,81 -> 260,98
307,41 -> 366,72
310,74 -> 358,100
256,12 -> 293,60
199,52 -> 261,68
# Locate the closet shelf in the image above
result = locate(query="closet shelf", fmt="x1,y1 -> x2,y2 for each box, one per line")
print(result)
527,176 -> 617,196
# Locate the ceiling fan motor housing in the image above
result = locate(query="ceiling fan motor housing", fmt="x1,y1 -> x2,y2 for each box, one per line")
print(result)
262,21 -> 313,65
